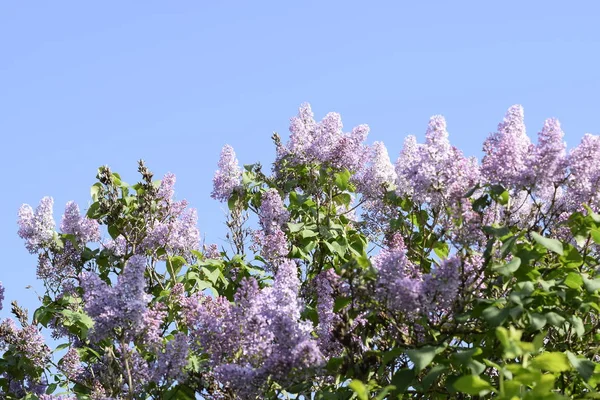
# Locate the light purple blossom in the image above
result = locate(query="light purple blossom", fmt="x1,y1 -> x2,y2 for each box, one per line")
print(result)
314,269 -> 342,356
0,282 -> 4,311
481,105 -> 533,188
153,332 -> 189,383
357,141 -> 397,200
526,118 -> 568,200
18,196 -> 56,253
395,116 -> 479,208
59,347 -> 83,380
182,259 -> 322,397
60,201 -> 101,244
212,144 -> 242,202
258,189 -> 289,234
80,255 -> 149,341
279,103 -> 369,171
568,133 -> 600,208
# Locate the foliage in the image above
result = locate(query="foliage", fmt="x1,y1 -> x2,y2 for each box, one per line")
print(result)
3,103 -> 600,399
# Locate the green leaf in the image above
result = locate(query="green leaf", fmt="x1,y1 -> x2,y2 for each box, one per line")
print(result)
545,311 -> 566,327
570,316 -> 585,337
453,375 -> 494,395
348,380 -> 368,400
90,182 -> 103,202
287,222 -> 304,233
406,346 -> 440,372
492,257 -> 521,277
529,313 -> 547,331
391,369 -> 414,394
433,241 -> 449,259
531,232 -> 563,255
300,229 -> 318,238
482,306 -> 510,327
334,169 -> 351,191
564,272 -> 583,290
566,351 -> 595,381
530,352 -> 571,372
452,347 -> 483,364
333,296 -> 352,312
583,276 -> 600,293
422,365 -> 448,390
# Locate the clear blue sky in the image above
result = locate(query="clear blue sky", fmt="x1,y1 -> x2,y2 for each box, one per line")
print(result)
1,1 -> 599,317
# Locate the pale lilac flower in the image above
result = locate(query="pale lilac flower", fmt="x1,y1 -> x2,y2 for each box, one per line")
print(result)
372,234 -> 424,315
0,282 -> 4,311
423,256 -> 461,311
481,105 -> 533,188
568,133 -> 600,208
357,141 -> 397,200
279,103 -> 369,171
18,196 -> 56,253
182,259 -> 322,397
153,333 -> 189,383
526,118 -> 568,200
314,269 -> 343,356
258,189 -> 289,234
212,144 -> 242,202
395,116 -> 480,208
59,347 -> 83,380
203,243 -> 220,259
80,255 -> 149,341
60,201 -> 101,243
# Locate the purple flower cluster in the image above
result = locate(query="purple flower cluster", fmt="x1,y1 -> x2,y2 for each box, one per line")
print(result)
61,201 -> 101,244
372,234 -> 462,318
279,103 -> 369,172
59,347 -> 83,380
0,318 -> 51,369
252,189 -> 290,262
143,208 -> 200,258
356,141 -> 397,200
18,196 -> 56,253
80,255 -> 150,342
181,259 -> 323,398
482,105 -> 532,188
314,269 -> 343,357
212,144 -> 242,202
0,281 -> 4,311
395,116 -> 480,209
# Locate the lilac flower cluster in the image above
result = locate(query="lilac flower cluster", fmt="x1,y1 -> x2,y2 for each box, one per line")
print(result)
372,234 -> 463,318
18,199 -> 101,286
356,141 -> 397,200
59,347 -> 83,381
80,255 -> 150,342
181,259 -> 323,398
142,208 -> 200,258
481,105 -> 532,188
18,196 -> 56,253
395,116 -> 480,209
212,144 -> 242,202
0,281 -> 4,311
278,103 -> 369,172
314,269 -> 343,357
252,189 -> 290,262
61,201 -> 101,244
0,318 -> 51,369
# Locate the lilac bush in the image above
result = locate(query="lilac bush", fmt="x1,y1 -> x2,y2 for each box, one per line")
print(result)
4,104 -> 600,399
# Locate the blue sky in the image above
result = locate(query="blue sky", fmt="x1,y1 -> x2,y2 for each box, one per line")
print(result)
1,1 -> 599,317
